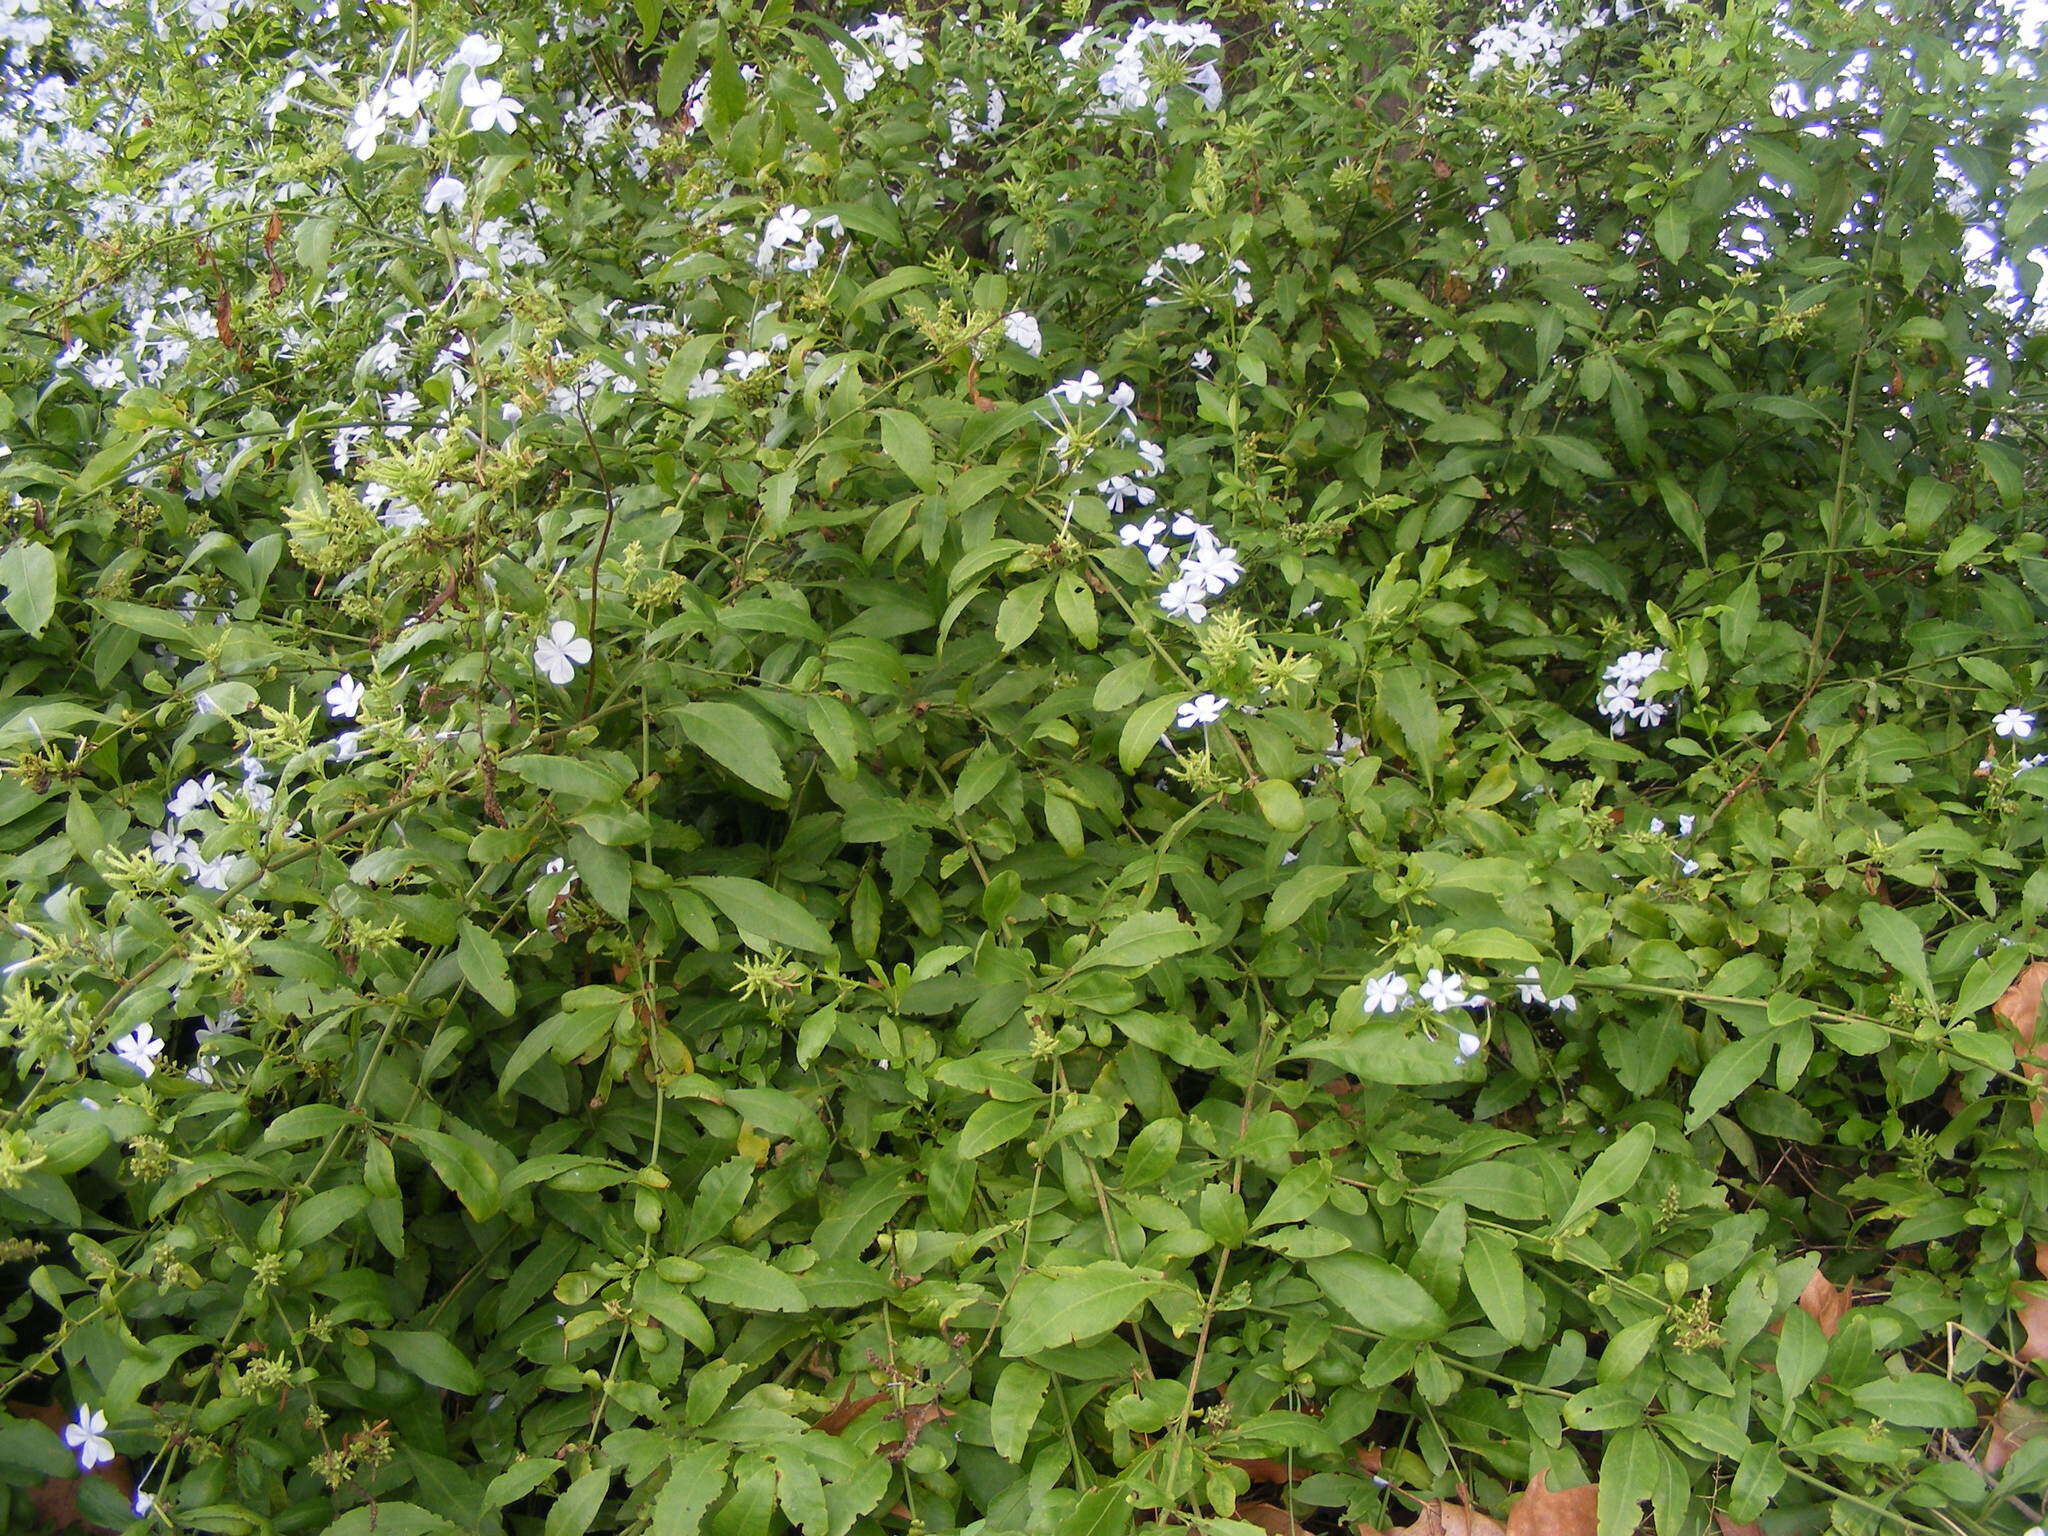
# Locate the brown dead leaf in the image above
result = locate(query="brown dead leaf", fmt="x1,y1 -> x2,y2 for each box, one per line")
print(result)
882,1399 -> 953,1461
1505,1470 -> 1600,1536
812,1387 -> 888,1436
1356,1446 -> 1386,1476
1238,1501 -> 1310,1535
2016,1286 -> 2048,1364
1228,1457 -> 1309,1484
1712,1515 -> 1764,1536
1981,1396 -> 2048,1472
1797,1269 -> 1854,1339
1398,1502 -> 1508,1536
1993,961 -> 2048,1120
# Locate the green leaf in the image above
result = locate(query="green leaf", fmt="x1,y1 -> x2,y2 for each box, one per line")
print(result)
1070,910 -> 1200,973
691,1248 -> 808,1311
456,920 -> 516,1016
1532,433 -> 1614,479
485,1459 -> 561,1510
958,1097 -> 1041,1160
991,1361 -> 1050,1462
1306,1252 -> 1450,1340
0,542 -> 56,638
1002,1263 -> 1170,1354
1264,865 -> 1355,931
1464,1230 -> 1527,1343
321,1506 -> 462,1536
1655,473 -> 1708,561
1653,201 -> 1690,261
1598,1428 -> 1662,1536
1292,1021 -> 1480,1086
545,1468 -> 612,1536
501,754 -> 625,804
1860,901 -> 1935,1006
283,1186 -> 371,1248
376,1330 -> 486,1395
1119,694 -> 1184,773
1685,1033 -> 1775,1132
1719,575 -> 1759,660
395,1127 -> 501,1222
690,876 -> 834,955
651,1444 -> 730,1534
673,703 -> 790,799
264,1104 -> 356,1147
1376,665 -> 1441,784
1555,1122 -> 1656,1233
1848,1374 -> 1973,1429
704,34 -> 746,134
878,408 -> 937,490
996,577 -> 1050,652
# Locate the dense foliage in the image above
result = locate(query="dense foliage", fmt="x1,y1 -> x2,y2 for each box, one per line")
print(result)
1,0 -> 2047,1531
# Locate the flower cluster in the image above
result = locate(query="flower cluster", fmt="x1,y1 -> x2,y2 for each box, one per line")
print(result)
1124,511 -> 1242,625
754,204 -> 846,274
1362,967 -> 1490,1058
1648,811 -> 1702,877
149,755 -> 268,891
829,13 -> 925,106
1058,17 -> 1224,123
1466,9 -> 1582,79
1141,241 -> 1254,314
1595,646 -> 1674,735
343,34 -> 519,163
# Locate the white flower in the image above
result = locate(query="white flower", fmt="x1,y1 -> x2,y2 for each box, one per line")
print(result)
423,175 -> 466,215
1419,968 -> 1469,1011
83,354 -> 127,390
1456,1031 -> 1483,1059
1994,707 -> 2036,739
461,76 -> 524,134
761,203 -> 809,251
113,1024 -> 163,1078
1119,515 -> 1167,551
1050,371 -> 1104,405
330,731 -> 362,764
134,1489 -> 155,1516
1003,311 -> 1043,356
724,349 -> 769,379
1175,693 -> 1229,730
1159,579 -> 1208,624
325,673 -> 365,719
1361,971 -> 1410,1014
534,620 -> 592,685
687,370 -> 723,400
386,69 -> 439,119
344,100 -> 386,160
1191,348 -> 1213,372
63,1406 -> 112,1471
167,774 -> 222,822
186,0 -> 231,32
451,33 -> 502,69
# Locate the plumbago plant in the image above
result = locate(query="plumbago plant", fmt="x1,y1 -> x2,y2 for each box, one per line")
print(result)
3,0 -> 2048,1530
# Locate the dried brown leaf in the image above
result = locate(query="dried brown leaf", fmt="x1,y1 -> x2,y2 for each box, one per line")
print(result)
1238,1501 -> 1310,1535
1797,1269 -> 1854,1339
1982,1397 -> 2048,1473
2016,1286 -> 2048,1364
812,1387 -> 888,1435
1993,962 -> 2048,1120
882,1399 -> 953,1461
1712,1515 -> 1764,1536
1505,1470 -> 1601,1536
1398,1503 -> 1508,1536
1228,1457 -> 1309,1485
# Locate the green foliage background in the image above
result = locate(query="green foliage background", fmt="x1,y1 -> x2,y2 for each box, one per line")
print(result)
1,0 -> 2047,1531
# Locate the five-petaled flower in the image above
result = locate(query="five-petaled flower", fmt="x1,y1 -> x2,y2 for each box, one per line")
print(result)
1361,971 -> 1410,1014
534,621 -> 592,685
1175,693 -> 1228,730
423,175 -> 467,216
325,673 -> 365,719
461,76 -> 524,133
64,1405 -> 112,1471
113,1024 -> 163,1077
1050,371 -> 1104,405
1994,707 -> 2035,739
1419,968 -> 1469,1011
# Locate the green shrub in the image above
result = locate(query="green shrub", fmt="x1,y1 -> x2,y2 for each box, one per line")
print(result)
1,0 -> 2046,1531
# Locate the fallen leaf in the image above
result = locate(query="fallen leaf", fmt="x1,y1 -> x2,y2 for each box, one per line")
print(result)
1229,1457 -> 1309,1484
1993,961 -> 2048,1120
1797,1269 -> 1854,1338
1356,1446 -> 1386,1476
1505,1470 -> 1600,1536
1397,1502 -> 1508,1536
1238,1501 -> 1309,1535
1712,1516 -> 1764,1536
812,1386 -> 888,1435
1981,1396 -> 2048,1472
2016,1285 -> 2048,1364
